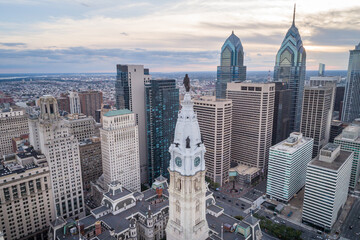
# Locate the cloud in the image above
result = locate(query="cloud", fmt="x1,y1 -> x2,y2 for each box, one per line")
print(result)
0,42 -> 27,47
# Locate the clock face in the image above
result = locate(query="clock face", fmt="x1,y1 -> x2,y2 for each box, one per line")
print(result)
194,157 -> 201,167
175,157 -> 182,167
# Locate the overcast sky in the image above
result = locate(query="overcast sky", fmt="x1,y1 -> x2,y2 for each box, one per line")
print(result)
0,0 -> 359,73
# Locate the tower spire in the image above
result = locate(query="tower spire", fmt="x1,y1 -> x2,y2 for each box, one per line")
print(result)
292,3 -> 296,26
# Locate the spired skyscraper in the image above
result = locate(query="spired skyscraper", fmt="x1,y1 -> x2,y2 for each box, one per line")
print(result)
216,31 -> 246,99
273,5 -> 306,132
342,43 -> 360,123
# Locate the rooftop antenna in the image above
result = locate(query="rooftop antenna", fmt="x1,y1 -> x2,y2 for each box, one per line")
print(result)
292,3 -> 296,26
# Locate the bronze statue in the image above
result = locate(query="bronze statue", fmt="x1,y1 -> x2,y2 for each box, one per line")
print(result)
183,74 -> 190,92
186,136 -> 190,148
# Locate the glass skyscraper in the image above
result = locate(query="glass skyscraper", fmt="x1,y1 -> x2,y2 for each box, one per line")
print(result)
342,43 -> 360,123
145,79 -> 179,184
273,6 -> 306,132
216,31 -> 246,99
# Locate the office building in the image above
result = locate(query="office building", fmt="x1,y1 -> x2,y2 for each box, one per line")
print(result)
334,125 -> 360,189
115,64 -> 151,183
0,150 -> 54,240
216,31 -> 247,99
272,82 -> 292,145
273,6 -> 306,132
266,132 -> 313,203
0,107 -> 29,157
29,95 -> 85,219
193,96 -> 232,186
100,110 -> 141,192
335,86 -> 345,119
69,91 -> 81,114
227,82 -> 275,170
301,86 -> 333,158
78,91 -> 103,121
56,93 -> 70,113
79,137 -> 102,191
63,113 -> 96,142
318,63 -> 325,76
342,43 -> 360,123
329,121 -> 346,143
145,79 -> 179,184
302,143 -> 353,231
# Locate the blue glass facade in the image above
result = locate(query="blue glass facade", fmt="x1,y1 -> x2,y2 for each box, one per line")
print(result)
145,79 -> 179,184
273,8 -> 306,132
342,43 -> 360,123
115,65 -> 130,110
216,31 -> 246,99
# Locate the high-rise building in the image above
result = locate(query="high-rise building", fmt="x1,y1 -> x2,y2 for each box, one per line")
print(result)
302,143 -> 352,231
166,86 -> 209,240
301,86 -> 333,158
329,120 -> 346,143
334,125 -> 360,189
342,43 -> 360,123
78,90 -> 103,121
309,76 -> 337,142
145,79 -> 179,184
266,132 -> 313,203
79,136 -> 102,191
273,5 -> 306,132
227,82 -> 275,170
335,86 -> 345,118
29,95 -> 85,219
272,82 -> 292,145
56,93 -> 70,113
193,96 -> 232,186
69,91 -> 81,114
0,107 -> 29,157
115,64 -> 151,183
216,31 -> 247,99
63,113 -> 96,142
100,110 -> 141,192
318,63 -> 325,76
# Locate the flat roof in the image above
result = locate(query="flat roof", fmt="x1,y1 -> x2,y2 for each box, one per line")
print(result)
271,135 -> 313,154
229,164 -> 260,175
104,109 -> 132,117
310,150 -> 352,171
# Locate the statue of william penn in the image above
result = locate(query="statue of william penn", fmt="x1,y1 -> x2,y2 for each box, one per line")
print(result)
183,74 -> 190,92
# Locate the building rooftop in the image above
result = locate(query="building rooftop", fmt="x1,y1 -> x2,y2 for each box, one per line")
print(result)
229,164 -> 260,176
103,109 -> 132,117
271,132 -> 313,154
336,125 -> 360,142
310,149 -> 353,171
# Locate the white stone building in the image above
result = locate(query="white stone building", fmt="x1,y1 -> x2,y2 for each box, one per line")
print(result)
266,132 -> 313,203
100,109 -> 141,192
69,91 -> 81,114
302,143 -> 353,231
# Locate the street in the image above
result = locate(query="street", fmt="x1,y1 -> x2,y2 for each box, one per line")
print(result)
340,198 -> 360,239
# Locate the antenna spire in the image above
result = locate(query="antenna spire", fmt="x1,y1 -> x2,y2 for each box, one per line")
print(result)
292,3 -> 296,26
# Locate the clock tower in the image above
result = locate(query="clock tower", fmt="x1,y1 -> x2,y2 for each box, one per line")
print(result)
166,75 -> 209,240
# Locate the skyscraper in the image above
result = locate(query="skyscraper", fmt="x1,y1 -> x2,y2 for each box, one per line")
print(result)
227,82 -> 275,170
334,125 -> 360,189
69,91 -> 81,114
216,31 -> 247,99
194,96 -> 232,186
302,143 -> 352,231
272,82 -> 292,145
266,132 -> 313,203
0,106 -> 29,157
100,110 -> 141,192
342,43 -> 360,123
318,63 -> 325,76
300,86 -> 333,158
78,90 -> 103,121
145,79 -> 179,184
166,80 -> 209,240
29,95 -> 85,219
273,5 -> 306,132
115,64 -> 151,183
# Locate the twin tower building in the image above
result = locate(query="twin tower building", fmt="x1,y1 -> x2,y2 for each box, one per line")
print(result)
216,5 -> 305,134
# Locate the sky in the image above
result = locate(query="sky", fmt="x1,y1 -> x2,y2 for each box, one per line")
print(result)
0,0 -> 359,73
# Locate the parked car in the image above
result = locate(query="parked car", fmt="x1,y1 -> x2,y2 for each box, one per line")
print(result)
349,225 -> 353,229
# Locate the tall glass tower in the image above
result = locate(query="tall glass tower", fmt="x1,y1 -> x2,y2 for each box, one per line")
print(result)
342,43 -> 360,123
145,79 -> 179,184
216,31 -> 247,99
273,5 -> 306,132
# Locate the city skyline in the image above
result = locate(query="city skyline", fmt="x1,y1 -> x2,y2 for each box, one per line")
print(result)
0,0 -> 360,73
